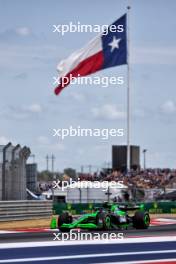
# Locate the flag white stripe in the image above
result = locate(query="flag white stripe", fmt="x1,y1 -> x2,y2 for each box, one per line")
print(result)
57,34 -> 102,78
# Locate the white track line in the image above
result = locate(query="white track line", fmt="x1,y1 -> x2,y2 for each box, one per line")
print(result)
0,250 -> 176,263
0,236 -> 176,249
0,231 -> 19,234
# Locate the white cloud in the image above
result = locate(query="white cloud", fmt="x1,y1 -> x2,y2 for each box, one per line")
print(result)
91,104 -> 126,120
37,136 -> 50,145
0,103 -> 43,121
0,136 -> 10,145
160,100 -> 176,114
37,136 -> 65,152
70,92 -> 85,103
26,103 -> 42,113
15,27 -> 31,36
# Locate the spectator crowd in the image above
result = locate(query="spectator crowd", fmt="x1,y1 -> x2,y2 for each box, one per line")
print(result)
78,168 -> 176,189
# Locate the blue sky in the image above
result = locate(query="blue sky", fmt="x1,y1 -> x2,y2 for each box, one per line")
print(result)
0,0 -> 176,171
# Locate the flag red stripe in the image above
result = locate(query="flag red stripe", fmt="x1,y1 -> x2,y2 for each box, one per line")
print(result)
55,51 -> 103,95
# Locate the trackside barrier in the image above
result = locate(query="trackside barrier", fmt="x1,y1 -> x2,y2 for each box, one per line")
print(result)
144,201 -> 176,214
53,203 -> 102,215
53,201 -> 176,215
0,200 -> 52,221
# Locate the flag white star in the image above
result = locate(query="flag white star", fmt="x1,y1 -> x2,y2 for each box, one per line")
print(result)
108,36 -> 121,52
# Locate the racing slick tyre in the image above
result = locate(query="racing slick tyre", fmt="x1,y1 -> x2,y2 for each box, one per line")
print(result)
58,212 -> 72,232
96,212 -> 111,230
133,211 -> 150,229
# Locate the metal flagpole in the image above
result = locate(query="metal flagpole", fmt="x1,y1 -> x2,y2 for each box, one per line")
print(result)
127,6 -> 131,173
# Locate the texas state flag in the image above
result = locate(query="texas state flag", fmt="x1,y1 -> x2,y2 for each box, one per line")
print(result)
55,14 -> 127,95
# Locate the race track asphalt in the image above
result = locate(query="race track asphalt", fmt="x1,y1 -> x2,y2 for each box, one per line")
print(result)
0,225 -> 176,264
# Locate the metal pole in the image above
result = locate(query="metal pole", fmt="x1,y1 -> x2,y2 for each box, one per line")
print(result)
2,143 -> 12,200
143,149 -> 147,170
46,155 -> 49,171
51,154 -> 55,174
127,6 -> 131,173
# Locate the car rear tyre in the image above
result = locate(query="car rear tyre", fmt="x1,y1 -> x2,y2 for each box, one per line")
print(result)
133,211 -> 150,229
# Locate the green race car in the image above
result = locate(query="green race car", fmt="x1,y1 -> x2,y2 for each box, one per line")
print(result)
58,202 -> 150,232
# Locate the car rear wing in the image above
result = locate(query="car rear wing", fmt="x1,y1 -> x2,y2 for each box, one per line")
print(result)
118,203 -> 145,211
118,205 -> 140,211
